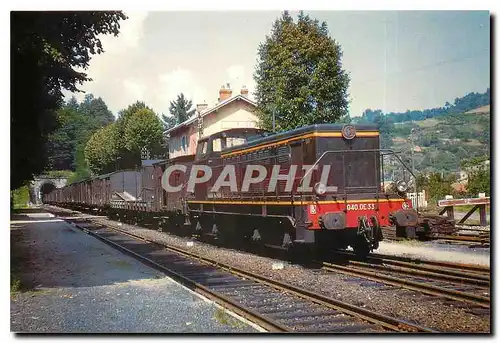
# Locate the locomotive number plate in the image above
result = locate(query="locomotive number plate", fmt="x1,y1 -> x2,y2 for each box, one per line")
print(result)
347,203 -> 376,211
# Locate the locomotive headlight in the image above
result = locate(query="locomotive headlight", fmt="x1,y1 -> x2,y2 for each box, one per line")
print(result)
396,180 -> 408,193
314,182 -> 327,196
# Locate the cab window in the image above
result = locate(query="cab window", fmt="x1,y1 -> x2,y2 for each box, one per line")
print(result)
213,138 -> 222,152
226,137 -> 247,148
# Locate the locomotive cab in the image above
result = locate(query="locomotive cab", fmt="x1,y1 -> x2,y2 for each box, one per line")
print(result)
299,124 -> 418,256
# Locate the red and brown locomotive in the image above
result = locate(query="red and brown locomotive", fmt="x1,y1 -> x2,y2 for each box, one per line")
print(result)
45,124 -> 418,258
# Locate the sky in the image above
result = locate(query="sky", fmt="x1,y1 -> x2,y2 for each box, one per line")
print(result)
66,10 -> 490,117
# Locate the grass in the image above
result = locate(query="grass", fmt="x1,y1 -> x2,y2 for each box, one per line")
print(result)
213,307 -> 246,329
11,185 -> 30,210
454,204 -> 490,214
395,239 -> 428,247
10,228 -> 31,294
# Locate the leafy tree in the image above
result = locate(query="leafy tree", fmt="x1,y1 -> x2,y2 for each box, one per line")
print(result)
169,93 -> 195,124
45,95 -> 116,175
360,88 -> 490,127
124,108 -> 164,158
84,123 -> 120,175
254,11 -> 350,132
113,101 -> 151,168
11,11 -> 127,190
45,106 -> 76,170
78,93 -> 115,128
419,172 -> 455,204
467,169 -> 490,197
116,101 -> 152,134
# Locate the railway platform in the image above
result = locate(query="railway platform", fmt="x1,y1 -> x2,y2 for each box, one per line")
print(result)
10,210 -> 260,333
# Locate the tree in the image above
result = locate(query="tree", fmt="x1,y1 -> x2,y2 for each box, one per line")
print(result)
45,106 -> 77,170
45,95 -> 116,175
254,11 -> 350,132
11,11 -> 127,190
467,169 -> 490,197
169,93 -> 195,124
116,101 -> 152,134
124,108 -> 164,159
422,172 -> 454,204
114,101 -> 161,168
78,93 -> 115,128
161,113 -> 177,131
84,123 -> 120,175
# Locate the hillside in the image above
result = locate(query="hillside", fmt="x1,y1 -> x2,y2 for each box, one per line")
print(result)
465,105 -> 490,114
389,107 -> 490,174
352,88 -> 490,177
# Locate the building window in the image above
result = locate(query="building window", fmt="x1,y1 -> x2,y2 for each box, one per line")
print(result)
181,136 -> 187,152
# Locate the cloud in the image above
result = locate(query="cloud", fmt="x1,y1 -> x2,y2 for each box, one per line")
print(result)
123,79 -> 147,100
225,64 -> 256,100
99,11 -> 149,52
158,68 -> 209,108
63,12 -> 149,113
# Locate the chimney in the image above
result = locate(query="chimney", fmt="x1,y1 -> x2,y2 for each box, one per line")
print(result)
240,85 -> 249,98
196,102 -> 208,113
218,83 -> 232,103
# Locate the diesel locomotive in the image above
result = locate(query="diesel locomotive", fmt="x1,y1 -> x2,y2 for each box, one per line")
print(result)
45,124 -> 418,258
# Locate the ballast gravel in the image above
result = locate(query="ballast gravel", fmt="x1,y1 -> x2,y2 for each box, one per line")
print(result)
85,215 -> 490,333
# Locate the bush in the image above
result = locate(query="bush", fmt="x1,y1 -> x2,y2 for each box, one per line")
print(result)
11,184 -> 30,209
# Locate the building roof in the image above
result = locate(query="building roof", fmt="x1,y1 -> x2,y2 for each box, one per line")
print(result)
163,94 -> 257,136
141,159 -> 164,167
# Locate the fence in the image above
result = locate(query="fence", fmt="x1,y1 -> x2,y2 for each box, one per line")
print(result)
406,190 -> 427,208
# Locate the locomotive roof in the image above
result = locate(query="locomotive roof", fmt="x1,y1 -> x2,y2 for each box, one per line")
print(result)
221,123 -> 379,155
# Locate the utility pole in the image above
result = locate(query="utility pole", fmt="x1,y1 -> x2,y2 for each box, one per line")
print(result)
409,127 -> 418,202
272,107 -> 276,132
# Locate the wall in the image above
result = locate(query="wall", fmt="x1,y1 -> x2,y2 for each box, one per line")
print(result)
168,99 -> 257,158
202,101 -> 257,137
168,125 -> 198,158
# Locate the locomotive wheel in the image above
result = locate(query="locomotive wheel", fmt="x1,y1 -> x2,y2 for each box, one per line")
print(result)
353,238 -> 370,259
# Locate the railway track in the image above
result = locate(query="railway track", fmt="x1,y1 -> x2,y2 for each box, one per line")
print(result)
323,254 -> 490,311
45,205 -> 490,324
334,251 -> 490,276
53,212 -> 436,333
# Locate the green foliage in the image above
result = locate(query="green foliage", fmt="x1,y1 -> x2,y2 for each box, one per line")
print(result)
254,11 -> 350,132
78,94 -> 115,128
11,11 -> 127,190
45,95 -> 115,174
85,103 -> 165,174
467,169 -> 490,197
84,123 -> 120,175
44,170 -> 74,178
48,94 -> 114,177
461,155 -> 489,169
11,185 -> 30,209
418,173 -> 455,205
353,109 -> 395,149
117,101 -> 152,129
169,93 -> 195,125
124,108 -> 164,153
162,113 -> 177,131
369,88 -> 490,124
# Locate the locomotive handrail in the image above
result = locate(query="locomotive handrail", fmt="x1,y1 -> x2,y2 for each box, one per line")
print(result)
298,149 -> 416,188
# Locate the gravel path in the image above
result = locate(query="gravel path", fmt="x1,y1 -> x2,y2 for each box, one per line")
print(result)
453,211 -> 490,223
10,213 -> 259,333
375,241 -> 490,267
82,215 -> 490,333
